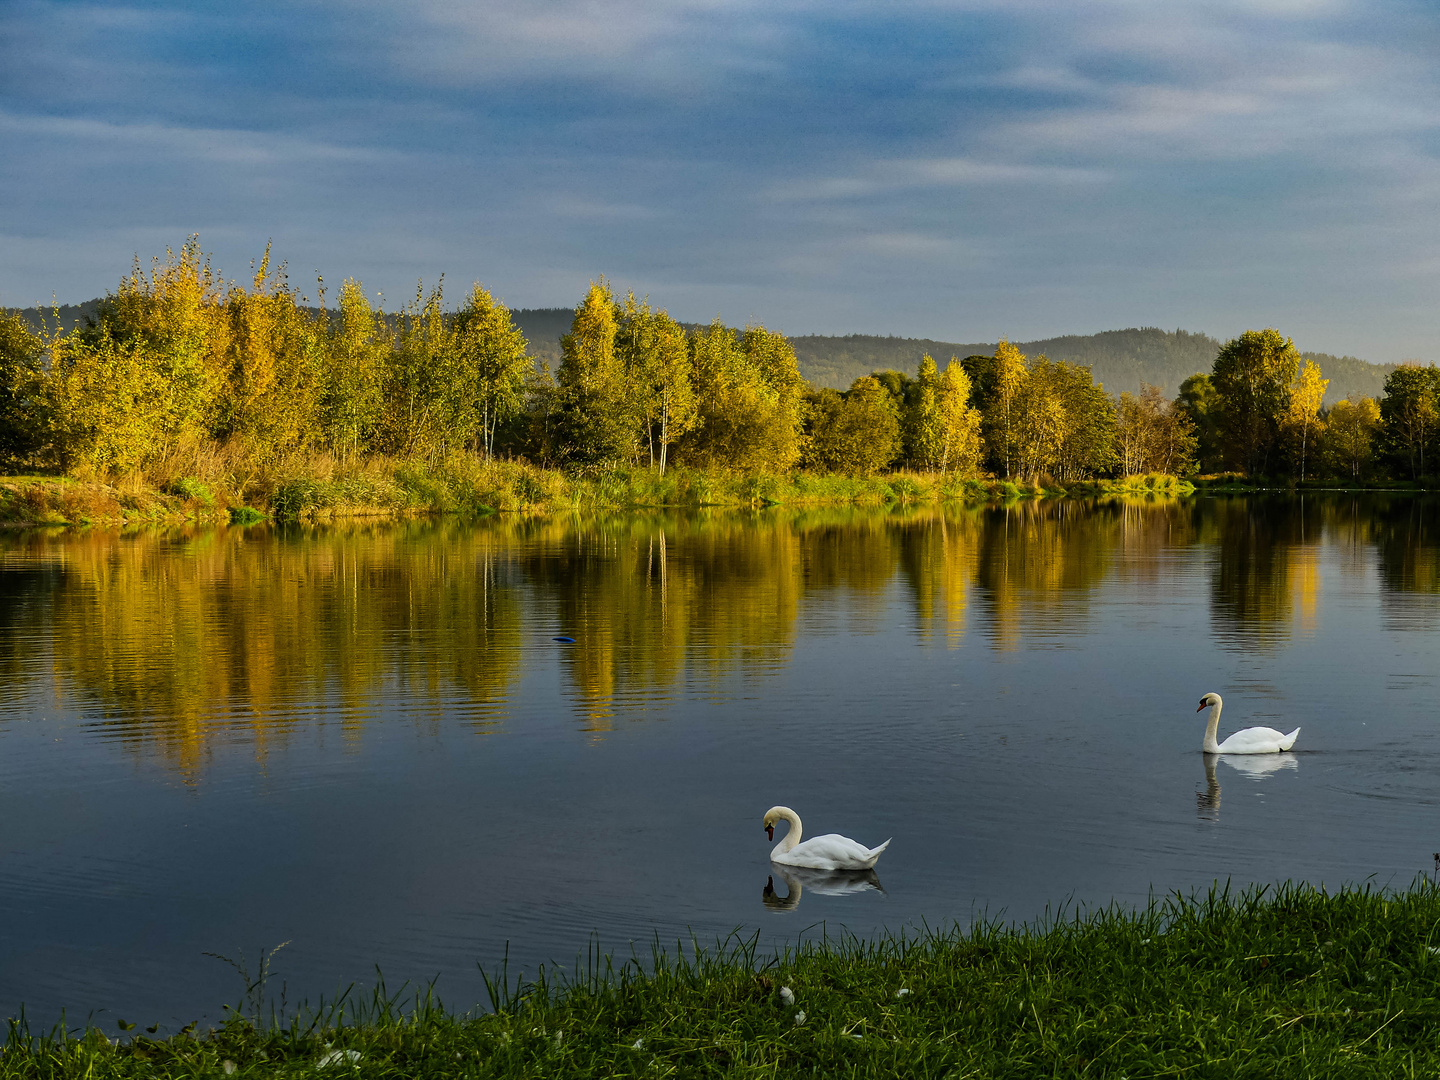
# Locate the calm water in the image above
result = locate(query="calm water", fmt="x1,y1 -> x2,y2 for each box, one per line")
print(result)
2,495 -> 1439,1028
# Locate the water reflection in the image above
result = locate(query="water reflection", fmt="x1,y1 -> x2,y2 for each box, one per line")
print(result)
2,494 -> 1438,776
1196,752 -> 1299,821
762,866 -> 885,912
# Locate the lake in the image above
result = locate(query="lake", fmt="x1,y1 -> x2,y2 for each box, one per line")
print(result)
1,494 -> 1437,1029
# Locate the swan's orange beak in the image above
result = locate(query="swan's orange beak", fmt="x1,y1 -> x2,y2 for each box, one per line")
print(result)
766,824 -> 774,841
1197,701 -> 1207,712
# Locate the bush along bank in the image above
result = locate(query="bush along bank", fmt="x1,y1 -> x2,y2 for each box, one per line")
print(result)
0,460 -> 1196,526
12,879 -> 1440,1078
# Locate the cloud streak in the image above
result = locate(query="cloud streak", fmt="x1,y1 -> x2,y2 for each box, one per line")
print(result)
3,0 -> 1440,359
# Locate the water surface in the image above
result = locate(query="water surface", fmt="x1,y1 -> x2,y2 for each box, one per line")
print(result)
1,495 -> 1438,1027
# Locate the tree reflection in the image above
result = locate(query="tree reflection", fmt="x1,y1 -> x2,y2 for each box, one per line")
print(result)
1207,497 -> 1326,652
8,492 -> 1417,776
37,519 -> 524,778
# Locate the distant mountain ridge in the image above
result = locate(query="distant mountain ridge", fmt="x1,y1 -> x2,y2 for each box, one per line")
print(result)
10,302 -> 1394,406
788,327 -> 1394,405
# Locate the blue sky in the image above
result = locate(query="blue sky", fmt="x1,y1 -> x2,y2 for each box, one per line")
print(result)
3,0 -> 1438,360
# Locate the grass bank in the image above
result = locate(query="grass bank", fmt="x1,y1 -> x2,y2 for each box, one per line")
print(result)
0,456 -> 1194,526
1191,473 -> 1440,494
12,880 -> 1440,1077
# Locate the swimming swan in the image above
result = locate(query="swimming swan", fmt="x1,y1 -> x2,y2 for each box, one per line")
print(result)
762,806 -> 890,870
1197,692 -> 1299,754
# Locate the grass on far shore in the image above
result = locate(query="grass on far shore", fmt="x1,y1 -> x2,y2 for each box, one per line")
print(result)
10,879 -> 1440,1078
0,447 -> 1196,526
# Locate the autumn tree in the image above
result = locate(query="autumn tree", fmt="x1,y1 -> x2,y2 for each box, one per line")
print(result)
321,279 -> 388,458
1010,358 -> 1116,481
935,360 -> 983,474
1322,396 -> 1381,479
1211,329 -> 1300,476
614,293 -> 697,475
46,239 -> 230,471
681,321 -> 805,473
555,281 -> 638,464
974,339 -> 1028,477
807,375 -> 900,473
1284,359 -> 1328,481
453,284 -> 531,458
1115,384 -> 1198,476
380,281 -> 460,457
216,249 -> 327,457
1379,363 -> 1440,480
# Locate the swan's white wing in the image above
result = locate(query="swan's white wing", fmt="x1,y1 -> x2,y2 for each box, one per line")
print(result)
1216,725 -> 1300,754
774,833 -> 890,870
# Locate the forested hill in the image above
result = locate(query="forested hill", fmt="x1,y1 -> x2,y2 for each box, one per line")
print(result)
11,303 -> 1393,405
512,314 -> 1393,404
789,327 -> 1394,405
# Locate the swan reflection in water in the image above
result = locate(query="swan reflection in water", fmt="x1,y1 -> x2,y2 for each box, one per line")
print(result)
762,865 -> 885,912
1196,752 -> 1299,820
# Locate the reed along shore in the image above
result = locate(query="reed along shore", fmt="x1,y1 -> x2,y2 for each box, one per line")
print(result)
0,459 -> 1194,526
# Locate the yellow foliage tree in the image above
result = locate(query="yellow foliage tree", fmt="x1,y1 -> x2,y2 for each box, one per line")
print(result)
557,280 -> 637,463
681,321 -> 805,473
1285,359 -> 1328,481
322,279 -> 388,458
987,337 -> 1028,478
936,359 -> 983,474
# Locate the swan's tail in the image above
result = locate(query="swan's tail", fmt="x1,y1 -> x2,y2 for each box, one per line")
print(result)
864,838 -> 892,868
1280,727 -> 1300,751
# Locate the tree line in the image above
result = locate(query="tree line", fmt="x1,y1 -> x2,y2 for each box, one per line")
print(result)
0,241 -> 1436,484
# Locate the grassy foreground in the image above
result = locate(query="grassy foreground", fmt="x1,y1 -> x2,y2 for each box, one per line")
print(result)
13,880 -> 1440,1077
0,456 -> 1194,525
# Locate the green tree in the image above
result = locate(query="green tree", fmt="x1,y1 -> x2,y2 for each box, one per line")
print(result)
1379,363 -> 1440,480
1176,373 -> 1223,473
453,283 -> 532,457
807,375 -> 900,473
871,369 -> 917,413
1322,396 -> 1381,479
0,311 -> 46,464
1010,358 -> 1116,482
1211,329 -> 1300,475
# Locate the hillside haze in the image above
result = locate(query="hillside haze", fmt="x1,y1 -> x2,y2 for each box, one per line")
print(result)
12,303 -> 1393,405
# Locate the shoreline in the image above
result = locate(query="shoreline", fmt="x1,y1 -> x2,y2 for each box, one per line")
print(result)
0,466 -> 1199,527
9,879 -> 1440,1075
4,465 -> 1433,529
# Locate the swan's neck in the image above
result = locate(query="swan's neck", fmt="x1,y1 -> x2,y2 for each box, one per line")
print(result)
773,808 -> 803,855
1203,701 -> 1223,754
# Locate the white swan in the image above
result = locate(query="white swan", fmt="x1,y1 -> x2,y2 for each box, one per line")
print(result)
762,806 -> 890,870
1197,692 -> 1299,754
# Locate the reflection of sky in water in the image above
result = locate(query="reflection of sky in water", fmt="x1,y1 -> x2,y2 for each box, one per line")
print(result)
0,494 -> 1438,1027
